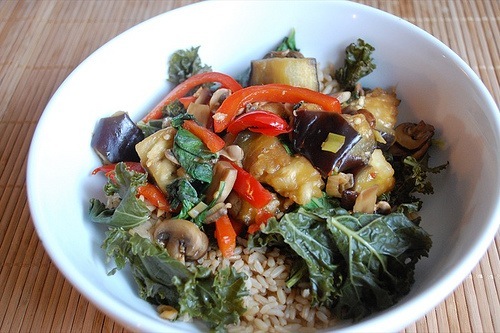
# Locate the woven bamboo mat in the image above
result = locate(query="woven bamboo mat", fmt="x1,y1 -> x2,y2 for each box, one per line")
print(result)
0,1 -> 498,332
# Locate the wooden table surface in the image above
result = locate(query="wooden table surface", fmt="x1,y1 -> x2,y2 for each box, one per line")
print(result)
1,1 -> 498,332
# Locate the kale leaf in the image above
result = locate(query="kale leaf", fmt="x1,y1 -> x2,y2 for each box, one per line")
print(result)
254,201 -> 432,321
335,38 -> 376,91
258,213 -> 342,306
168,46 -> 212,85
102,229 -> 248,332
383,153 -> 449,215
324,212 -> 432,320
89,162 -> 150,229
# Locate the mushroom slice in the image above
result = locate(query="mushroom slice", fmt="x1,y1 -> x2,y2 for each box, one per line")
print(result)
219,145 -> 244,164
353,185 -> 379,214
204,160 -> 238,204
209,88 -> 231,112
391,121 -> 435,159
153,219 -> 209,263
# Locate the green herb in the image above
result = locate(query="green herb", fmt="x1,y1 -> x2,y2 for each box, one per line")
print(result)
138,119 -> 163,137
89,163 -> 150,229
166,178 -> 201,219
168,46 -> 212,85
335,38 -> 376,91
138,100 -> 190,137
276,28 -> 299,52
173,127 -> 216,183
102,229 -> 248,332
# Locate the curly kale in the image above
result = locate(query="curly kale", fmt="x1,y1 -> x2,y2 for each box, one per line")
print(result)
335,38 -> 376,91
382,153 -> 449,218
168,46 -> 212,85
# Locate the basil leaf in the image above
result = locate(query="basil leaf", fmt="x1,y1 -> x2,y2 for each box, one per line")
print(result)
166,178 -> 201,219
173,128 -> 216,183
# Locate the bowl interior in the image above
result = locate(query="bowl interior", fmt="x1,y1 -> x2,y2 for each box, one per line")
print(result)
27,1 -> 500,332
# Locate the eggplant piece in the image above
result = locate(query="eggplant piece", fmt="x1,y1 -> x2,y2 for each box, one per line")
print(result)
292,110 -> 359,176
234,131 -> 324,205
353,149 -> 395,196
135,127 -> 178,193
291,110 -> 376,176
250,57 -> 319,91
91,112 -> 144,164
363,87 -> 400,130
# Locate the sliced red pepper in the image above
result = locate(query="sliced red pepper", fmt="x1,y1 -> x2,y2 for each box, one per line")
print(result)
142,72 -> 243,123
182,119 -> 226,153
247,210 -> 274,235
178,96 -> 197,109
229,161 -> 273,209
137,183 -> 171,212
214,215 -> 237,258
213,84 -> 341,133
91,162 -> 144,175
226,110 -> 291,136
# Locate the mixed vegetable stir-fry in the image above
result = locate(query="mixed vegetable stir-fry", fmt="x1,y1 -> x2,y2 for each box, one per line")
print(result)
89,32 -> 447,331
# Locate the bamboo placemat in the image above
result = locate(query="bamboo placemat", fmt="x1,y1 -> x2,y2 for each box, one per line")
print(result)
0,1 -> 498,332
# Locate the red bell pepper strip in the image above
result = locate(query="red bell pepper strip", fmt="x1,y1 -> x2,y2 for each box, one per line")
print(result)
229,161 -> 273,209
214,215 -> 237,258
178,96 -> 197,109
91,162 -> 145,175
213,84 -> 341,133
142,72 -> 243,123
247,210 -> 274,235
227,110 -> 291,136
182,119 -> 226,153
137,183 -> 171,212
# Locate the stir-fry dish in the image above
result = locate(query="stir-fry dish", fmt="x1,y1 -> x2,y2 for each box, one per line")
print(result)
89,31 -> 447,332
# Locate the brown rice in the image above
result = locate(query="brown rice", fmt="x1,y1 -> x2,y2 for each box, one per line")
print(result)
186,237 -> 337,332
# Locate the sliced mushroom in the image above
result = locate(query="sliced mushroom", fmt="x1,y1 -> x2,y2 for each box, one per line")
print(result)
204,202 -> 232,224
263,50 -> 305,59
391,121 -> 435,159
204,160 -> 238,204
219,145 -> 244,164
325,172 -> 354,198
209,88 -> 231,111
153,219 -> 209,263
353,185 -> 379,214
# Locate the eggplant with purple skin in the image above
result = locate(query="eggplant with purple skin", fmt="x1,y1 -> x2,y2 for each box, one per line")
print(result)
291,110 -> 376,177
91,111 -> 144,164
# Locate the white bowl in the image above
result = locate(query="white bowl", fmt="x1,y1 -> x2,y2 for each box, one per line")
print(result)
27,1 -> 500,332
